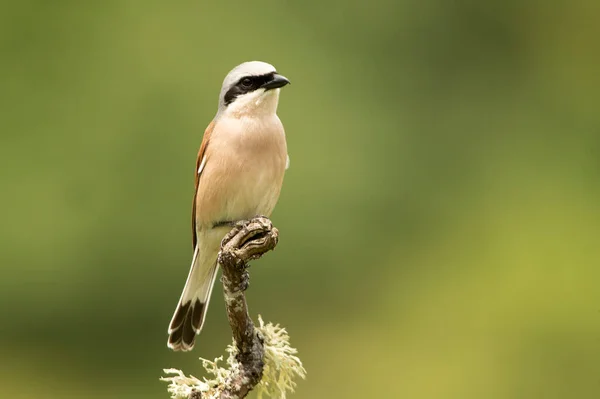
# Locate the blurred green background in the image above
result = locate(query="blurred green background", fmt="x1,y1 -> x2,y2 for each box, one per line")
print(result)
1,1 -> 599,398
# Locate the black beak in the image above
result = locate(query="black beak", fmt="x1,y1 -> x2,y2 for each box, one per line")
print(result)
261,73 -> 290,90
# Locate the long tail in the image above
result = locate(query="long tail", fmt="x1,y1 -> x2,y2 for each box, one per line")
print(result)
167,243 -> 219,351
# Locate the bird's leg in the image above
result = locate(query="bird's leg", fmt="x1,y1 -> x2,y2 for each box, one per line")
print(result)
213,219 -> 245,229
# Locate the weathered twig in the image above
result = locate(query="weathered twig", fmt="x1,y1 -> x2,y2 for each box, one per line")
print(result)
190,216 -> 279,399
161,217 -> 305,398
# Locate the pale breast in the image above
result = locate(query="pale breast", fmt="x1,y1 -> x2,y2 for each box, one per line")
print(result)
195,115 -> 287,227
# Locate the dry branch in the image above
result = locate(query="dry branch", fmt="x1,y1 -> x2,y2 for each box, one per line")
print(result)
195,217 -> 279,399
162,217 -> 304,399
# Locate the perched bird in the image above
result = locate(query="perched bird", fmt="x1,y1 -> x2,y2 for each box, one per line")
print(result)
167,61 -> 291,351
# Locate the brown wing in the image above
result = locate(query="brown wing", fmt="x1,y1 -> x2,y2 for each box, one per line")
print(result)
192,120 -> 215,249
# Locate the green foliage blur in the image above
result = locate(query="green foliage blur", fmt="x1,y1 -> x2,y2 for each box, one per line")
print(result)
1,1 -> 599,398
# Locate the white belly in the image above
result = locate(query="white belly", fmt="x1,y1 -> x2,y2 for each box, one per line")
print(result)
221,156 -> 284,221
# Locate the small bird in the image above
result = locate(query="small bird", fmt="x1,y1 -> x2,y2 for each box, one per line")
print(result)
167,61 -> 291,351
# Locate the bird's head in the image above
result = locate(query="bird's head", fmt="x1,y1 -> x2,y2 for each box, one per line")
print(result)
218,61 -> 290,117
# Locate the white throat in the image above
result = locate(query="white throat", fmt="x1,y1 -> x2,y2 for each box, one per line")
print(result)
221,88 -> 281,118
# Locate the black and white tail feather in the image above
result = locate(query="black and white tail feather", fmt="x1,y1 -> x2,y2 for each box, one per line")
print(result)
167,244 -> 219,351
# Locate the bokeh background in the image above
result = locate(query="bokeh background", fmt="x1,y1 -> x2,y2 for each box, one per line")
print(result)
1,1 -> 599,398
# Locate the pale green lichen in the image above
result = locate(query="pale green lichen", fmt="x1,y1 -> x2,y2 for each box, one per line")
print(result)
254,316 -> 306,399
161,316 -> 306,399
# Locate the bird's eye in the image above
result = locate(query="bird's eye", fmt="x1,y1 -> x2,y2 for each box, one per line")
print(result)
240,77 -> 252,88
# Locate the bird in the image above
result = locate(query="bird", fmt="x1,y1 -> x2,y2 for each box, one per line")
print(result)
167,61 -> 291,351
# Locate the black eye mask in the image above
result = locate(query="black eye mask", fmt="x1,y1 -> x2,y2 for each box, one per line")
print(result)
223,72 -> 275,106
